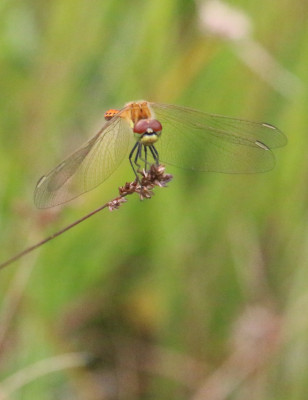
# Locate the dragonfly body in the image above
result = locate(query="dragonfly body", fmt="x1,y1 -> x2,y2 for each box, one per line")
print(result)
104,101 -> 162,145
34,100 -> 287,208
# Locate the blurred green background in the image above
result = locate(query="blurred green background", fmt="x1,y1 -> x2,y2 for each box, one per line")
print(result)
1,0 -> 308,399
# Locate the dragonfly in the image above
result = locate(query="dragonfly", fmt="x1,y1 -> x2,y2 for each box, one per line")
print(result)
34,100 -> 287,208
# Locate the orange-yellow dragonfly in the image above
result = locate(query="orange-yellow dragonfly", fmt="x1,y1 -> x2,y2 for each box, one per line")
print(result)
34,100 -> 286,208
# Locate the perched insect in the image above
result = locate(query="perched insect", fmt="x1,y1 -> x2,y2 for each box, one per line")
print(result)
34,101 -> 287,208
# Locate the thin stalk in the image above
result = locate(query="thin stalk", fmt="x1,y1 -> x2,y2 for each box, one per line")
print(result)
0,200 -> 112,271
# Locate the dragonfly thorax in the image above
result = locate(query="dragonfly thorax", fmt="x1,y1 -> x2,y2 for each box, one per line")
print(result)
133,119 -> 162,145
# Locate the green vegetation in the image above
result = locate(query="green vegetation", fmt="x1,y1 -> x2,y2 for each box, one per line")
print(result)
0,0 -> 308,398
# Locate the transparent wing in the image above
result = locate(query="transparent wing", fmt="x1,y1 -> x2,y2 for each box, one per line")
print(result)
34,116 -> 134,208
150,103 -> 287,173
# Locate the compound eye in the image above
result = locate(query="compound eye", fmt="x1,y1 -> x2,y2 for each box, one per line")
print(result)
133,119 -> 162,134
104,109 -> 119,121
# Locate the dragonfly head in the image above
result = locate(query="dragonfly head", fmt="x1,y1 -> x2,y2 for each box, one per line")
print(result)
133,119 -> 162,145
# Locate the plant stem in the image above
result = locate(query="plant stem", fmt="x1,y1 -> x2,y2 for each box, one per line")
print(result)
0,201 -> 112,271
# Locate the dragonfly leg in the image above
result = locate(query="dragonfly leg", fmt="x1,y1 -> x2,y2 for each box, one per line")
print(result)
129,142 -> 141,182
129,143 -> 159,183
149,145 -> 160,165
134,143 -> 142,170
135,145 -> 151,170
144,146 -> 149,169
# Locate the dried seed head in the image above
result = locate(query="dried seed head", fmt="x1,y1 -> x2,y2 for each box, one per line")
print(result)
140,164 -> 173,188
118,181 -> 139,196
107,197 -> 127,211
112,164 -> 173,210
135,185 -> 154,200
